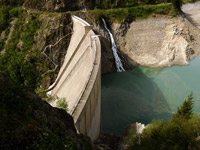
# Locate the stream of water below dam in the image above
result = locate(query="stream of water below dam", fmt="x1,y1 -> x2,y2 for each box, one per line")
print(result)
101,55 -> 200,134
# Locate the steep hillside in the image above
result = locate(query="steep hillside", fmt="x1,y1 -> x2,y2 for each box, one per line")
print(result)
1,1 -> 200,149
0,6 -> 72,90
0,72 -> 92,150
23,0 -> 86,12
0,0 -> 87,11
0,5 -> 94,150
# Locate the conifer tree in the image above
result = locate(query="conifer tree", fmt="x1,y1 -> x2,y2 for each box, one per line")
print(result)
174,92 -> 194,120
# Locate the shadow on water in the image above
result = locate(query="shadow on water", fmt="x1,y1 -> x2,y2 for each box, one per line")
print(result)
101,67 -> 172,134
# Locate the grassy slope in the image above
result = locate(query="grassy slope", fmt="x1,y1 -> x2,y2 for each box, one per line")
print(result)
89,3 -> 175,23
27,3 -> 175,23
183,0 -> 200,3
0,6 -> 43,89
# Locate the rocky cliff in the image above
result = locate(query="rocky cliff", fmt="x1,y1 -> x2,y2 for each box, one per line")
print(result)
112,14 -> 200,68
33,12 -> 72,87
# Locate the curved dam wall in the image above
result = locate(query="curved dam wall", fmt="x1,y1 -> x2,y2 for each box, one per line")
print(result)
49,16 -> 101,141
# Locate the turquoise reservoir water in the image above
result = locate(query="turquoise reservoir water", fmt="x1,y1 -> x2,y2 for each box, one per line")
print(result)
101,56 -> 200,134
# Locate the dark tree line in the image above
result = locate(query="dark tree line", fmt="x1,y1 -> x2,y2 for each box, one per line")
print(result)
0,0 -> 24,6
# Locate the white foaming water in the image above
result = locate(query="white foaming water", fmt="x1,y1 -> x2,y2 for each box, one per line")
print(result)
102,18 -> 125,72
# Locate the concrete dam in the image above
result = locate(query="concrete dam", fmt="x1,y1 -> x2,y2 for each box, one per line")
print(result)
48,16 -> 101,141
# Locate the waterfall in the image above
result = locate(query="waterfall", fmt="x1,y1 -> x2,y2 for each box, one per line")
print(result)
102,18 -> 125,72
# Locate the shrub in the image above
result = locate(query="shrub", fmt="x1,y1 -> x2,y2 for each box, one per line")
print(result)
56,97 -> 68,112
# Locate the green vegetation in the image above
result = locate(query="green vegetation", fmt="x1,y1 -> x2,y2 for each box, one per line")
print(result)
0,9 -> 42,89
183,0 -> 200,3
89,0 -> 171,9
125,93 -> 200,150
0,73 -> 92,150
56,97 -> 68,112
36,87 -> 69,112
0,6 -> 23,51
0,6 -> 10,33
0,28 -> 9,51
0,0 -> 24,6
0,5 -> 85,149
35,86 -> 55,102
90,3 -> 174,23
0,6 -> 51,90
171,0 -> 182,10
89,0 -> 200,9
30,0 -> 38,4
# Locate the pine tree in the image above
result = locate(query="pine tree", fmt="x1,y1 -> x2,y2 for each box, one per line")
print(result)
174,92 -> 194,120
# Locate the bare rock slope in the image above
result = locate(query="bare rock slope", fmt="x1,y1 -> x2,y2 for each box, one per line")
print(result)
113,10 -> 200,68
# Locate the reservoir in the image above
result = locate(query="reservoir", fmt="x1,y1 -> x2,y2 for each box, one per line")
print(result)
101,55 -> 200,134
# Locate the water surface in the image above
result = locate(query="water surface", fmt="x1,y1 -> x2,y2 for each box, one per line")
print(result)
101,56 -> 200,134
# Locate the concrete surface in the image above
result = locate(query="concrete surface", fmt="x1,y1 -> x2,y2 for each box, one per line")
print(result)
49,15 -> 101,141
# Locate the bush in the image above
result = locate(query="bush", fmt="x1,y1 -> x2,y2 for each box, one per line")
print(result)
56,97 -> 68,112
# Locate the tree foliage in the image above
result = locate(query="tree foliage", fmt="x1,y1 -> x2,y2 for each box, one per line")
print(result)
171,0 -> 182,10
174,92 -> 194,120
0,7 -> 42,89
0,0 -> 24,6
56,97 -> 68,112
0,6 -> 10,33
125,93 -> 200,150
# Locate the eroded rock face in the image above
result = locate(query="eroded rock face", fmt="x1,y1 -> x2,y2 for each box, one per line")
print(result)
93,22 -> 132,74
34,13 -> 72,87
113,16 -> 200,68
99,36 -> 116,74
24,0 -> 86,12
